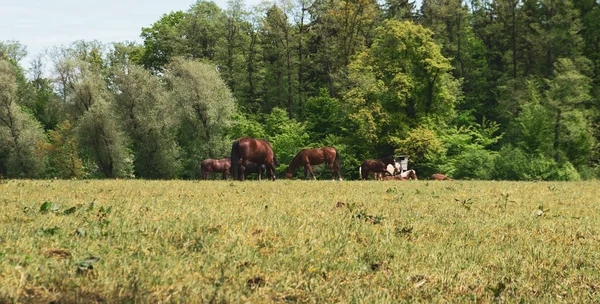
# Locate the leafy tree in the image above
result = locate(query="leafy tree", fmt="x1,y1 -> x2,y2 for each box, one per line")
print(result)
546,58 -> 593,166
395,127 -> 446,176
0,60 -> 47,177
139,11 -> 188,72
345,20 -> 459,155
40,120 -> 85,178
217,0 -> 251,98
166,58 -> 236,178
260,4 -> 294,114
303,89 -> 347,141
385,0 -> 416,21
77,99 -> 133,178
113,64 -> 181,179
185,1 -> 225,61
0,40 -> 27,63
264,107 -> 309,173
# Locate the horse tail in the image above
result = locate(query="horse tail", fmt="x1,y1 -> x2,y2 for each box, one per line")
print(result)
231,140 -> 240,180
335,149 -> 341,169
334,149 -> 342,178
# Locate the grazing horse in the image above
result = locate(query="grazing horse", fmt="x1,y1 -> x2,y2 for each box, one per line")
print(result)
285,147 -> 342,180
231,137 -> 277,181
431,173 -> 453,180
384,169 -> 418,181
243,155 -> 281,179
359,156 -> 396,180
200,157 -> 231,180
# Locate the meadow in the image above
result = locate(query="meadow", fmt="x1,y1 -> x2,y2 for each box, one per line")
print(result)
1,179 -> 599,303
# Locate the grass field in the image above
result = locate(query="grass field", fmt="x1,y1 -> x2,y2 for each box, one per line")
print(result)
1,179 -> 599,303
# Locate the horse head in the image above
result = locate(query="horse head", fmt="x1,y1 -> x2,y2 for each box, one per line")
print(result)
273,154 -> 281,167
409,170 -> 418,180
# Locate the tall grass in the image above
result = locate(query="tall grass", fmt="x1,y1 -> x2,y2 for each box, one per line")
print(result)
1,180 -> 599,302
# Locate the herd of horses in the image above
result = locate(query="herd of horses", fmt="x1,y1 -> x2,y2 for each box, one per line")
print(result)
200,137 -> 451,181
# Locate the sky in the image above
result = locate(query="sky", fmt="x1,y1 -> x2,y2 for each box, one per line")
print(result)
1,0 -> 422,74
0,0 -> 247,71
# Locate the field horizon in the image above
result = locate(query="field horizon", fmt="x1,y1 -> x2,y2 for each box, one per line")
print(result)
1,179 -> 599,303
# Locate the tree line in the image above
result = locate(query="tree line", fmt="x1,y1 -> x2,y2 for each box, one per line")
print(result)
1,0 -> 599,180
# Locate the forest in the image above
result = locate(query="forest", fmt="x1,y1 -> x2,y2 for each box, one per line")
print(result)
1,0 -> 599,180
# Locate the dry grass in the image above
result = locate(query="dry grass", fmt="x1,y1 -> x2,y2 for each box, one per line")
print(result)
1,179 -> 599,303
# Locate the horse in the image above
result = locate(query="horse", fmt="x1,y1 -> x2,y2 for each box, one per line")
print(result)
243,155 -> 281,179
359,156 -> 396,180
231,137 -> 277,181
431,173 -> 452,180
384,169 -> 418,181
200,157 -> 231,180
285,147 -> 342,180
381,161 -> 402,179
369,162 -> 401,180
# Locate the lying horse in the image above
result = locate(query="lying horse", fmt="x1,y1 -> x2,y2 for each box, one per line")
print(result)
384,169 -> 418,181
285,147 -> 342,180
244,155 -> 281,179
200,157 -> 231,180
231,137 -> 277,181
431,173 -> 452,180
360,156 -> 396,180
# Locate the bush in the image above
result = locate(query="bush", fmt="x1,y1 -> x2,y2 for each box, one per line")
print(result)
452,148 -> 496,180
491,146 -> 583,181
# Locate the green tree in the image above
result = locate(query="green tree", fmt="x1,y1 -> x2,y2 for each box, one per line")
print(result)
0,60 -> 47,177
166,58 -> 236,178
264,107 -> 310,173
345,20 -> 459,154
77,99 -> 133,178
260,4 -> 294,114
139,11 -> 188,72
40,120 -> 85,178
546,58 -> 593,167
113,64 -> 181,179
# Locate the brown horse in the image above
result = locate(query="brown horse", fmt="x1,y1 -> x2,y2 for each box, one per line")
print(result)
285,147 -> 342,180
384,169 -> 418,181
431,173 -> 453,180
200,157 -> 231,180
360,156 -> 395,180
231,137 -> 277,181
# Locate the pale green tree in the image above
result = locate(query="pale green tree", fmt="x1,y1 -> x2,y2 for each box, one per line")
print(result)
166,58 -> 236,178
0,60 -> 47,177
77,99 -> 133,178
113,64 -> 181,178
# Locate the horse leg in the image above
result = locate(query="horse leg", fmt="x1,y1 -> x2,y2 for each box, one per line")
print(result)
240,161 -> 247,181
304,166 -> 309,180
257,164 -> 262,181
267,164 -> 276,181
307,164 -> 316,180
329,162 -> 335,181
